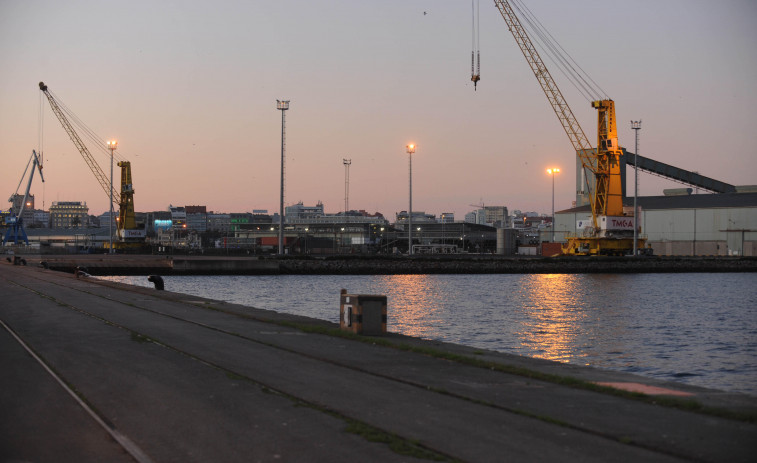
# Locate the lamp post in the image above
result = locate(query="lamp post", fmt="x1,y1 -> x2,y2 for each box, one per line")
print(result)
406,143 -> 416,254
107,140 -> 117,254
441,213 -> 446,247
547,167 -> 559,242
631,120 -> 641,255
343,158 -> 351,213
277,99 -> 290,255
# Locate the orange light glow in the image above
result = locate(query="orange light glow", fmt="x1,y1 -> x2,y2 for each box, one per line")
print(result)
516,274 -> 586,363
547,167 -> 560,175
377,274 -> 438,338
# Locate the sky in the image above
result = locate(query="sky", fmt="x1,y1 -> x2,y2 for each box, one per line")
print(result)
2,0 -> 756,218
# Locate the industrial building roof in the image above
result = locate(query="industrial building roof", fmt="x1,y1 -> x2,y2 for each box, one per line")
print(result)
559,192 -> 757,214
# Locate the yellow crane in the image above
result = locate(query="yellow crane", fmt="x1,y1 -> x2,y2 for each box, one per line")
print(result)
39,82 -> 144,246
490,1 -> 643,255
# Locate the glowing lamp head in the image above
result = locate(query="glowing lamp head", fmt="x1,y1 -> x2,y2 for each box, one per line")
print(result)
406,143 -> 416,154
107,140 -> 118,150
547,168 -> 560,175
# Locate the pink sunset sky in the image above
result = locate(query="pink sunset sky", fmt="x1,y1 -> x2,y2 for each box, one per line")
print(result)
2,0 -> 756,217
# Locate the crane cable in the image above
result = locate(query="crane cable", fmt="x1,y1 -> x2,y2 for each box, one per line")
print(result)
38,89 -> 45,209
509,0 -> 608,102
471,0 -> 481,89
47,89 -> 130,164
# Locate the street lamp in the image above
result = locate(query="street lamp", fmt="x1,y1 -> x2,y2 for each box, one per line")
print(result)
406,143 -> 416,255
277,99 -> 290,255
547,167 -> 560,242
631,120 -> 642,255
107,140 -> 117,253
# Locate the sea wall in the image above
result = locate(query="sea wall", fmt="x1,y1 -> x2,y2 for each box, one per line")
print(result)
18,254 -> 757,275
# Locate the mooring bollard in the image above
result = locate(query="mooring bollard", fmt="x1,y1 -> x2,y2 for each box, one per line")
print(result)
340,289 -> 387,335
74,266 -> 90,278
148,275 -> 165,290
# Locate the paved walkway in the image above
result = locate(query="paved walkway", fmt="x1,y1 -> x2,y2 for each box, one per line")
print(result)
1,262 -> 755,462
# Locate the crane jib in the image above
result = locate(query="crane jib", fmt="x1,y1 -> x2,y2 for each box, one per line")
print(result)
38,82 -> 121,205
491,1 -> 641,254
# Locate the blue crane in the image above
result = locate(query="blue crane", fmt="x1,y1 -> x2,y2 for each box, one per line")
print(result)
3,150 -> 45,246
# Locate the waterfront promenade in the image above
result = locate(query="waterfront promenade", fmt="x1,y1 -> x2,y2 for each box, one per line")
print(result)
2,262 -> 756,462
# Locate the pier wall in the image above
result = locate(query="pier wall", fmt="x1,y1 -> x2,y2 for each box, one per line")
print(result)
13,254 -> 757,275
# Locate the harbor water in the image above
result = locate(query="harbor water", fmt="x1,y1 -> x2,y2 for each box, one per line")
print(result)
99,273 -> 757,396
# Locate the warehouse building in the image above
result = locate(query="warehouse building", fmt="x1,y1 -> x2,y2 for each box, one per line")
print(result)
554,192 -> 757,256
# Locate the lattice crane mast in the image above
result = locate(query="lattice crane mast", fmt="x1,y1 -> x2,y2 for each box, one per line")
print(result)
491,0 -> 636,255
39,82 -> 120,205
39,82 -> 143,245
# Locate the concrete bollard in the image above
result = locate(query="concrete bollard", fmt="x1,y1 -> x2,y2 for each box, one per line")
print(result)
340,289 -> 387,335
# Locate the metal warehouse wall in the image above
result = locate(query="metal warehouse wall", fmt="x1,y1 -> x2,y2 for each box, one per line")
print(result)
553,206 -> 757,256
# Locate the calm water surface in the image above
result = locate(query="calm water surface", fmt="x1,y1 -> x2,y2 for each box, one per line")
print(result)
100,273 -> 757,396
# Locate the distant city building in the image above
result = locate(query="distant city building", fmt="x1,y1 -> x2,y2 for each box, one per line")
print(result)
207,213 -> 231,232
186,212 -> 208,232
230,213 -> 252,231
285,202 -> 387,225
98,211 -> 117,230
438,213 -> 455,224
145,211 -> 171,234
50,201 -> 89,228
465,206 -> 509,228
513,215 -> 548,229
286,201 -> 324,220
10,193 -> 35,225
395,211 -> 435,228
185,205 -> 207,214
33,210 -> 50,228
169,205 -> 187,229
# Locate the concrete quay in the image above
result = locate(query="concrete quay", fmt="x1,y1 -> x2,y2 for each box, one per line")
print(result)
16,253 -> 757,275
1,262 -> 756,462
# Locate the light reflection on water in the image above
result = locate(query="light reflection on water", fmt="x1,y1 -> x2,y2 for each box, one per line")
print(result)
98,272 -> 757,395
516,274 -> 590,363
374,275 -> 444,338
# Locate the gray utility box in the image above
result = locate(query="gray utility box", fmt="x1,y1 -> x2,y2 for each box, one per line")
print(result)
340,289 -> 387,335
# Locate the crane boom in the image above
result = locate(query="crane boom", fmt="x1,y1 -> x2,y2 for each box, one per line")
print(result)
38,82 -> 120,204
492,1 -> 593,160
491,1 -> 641,255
